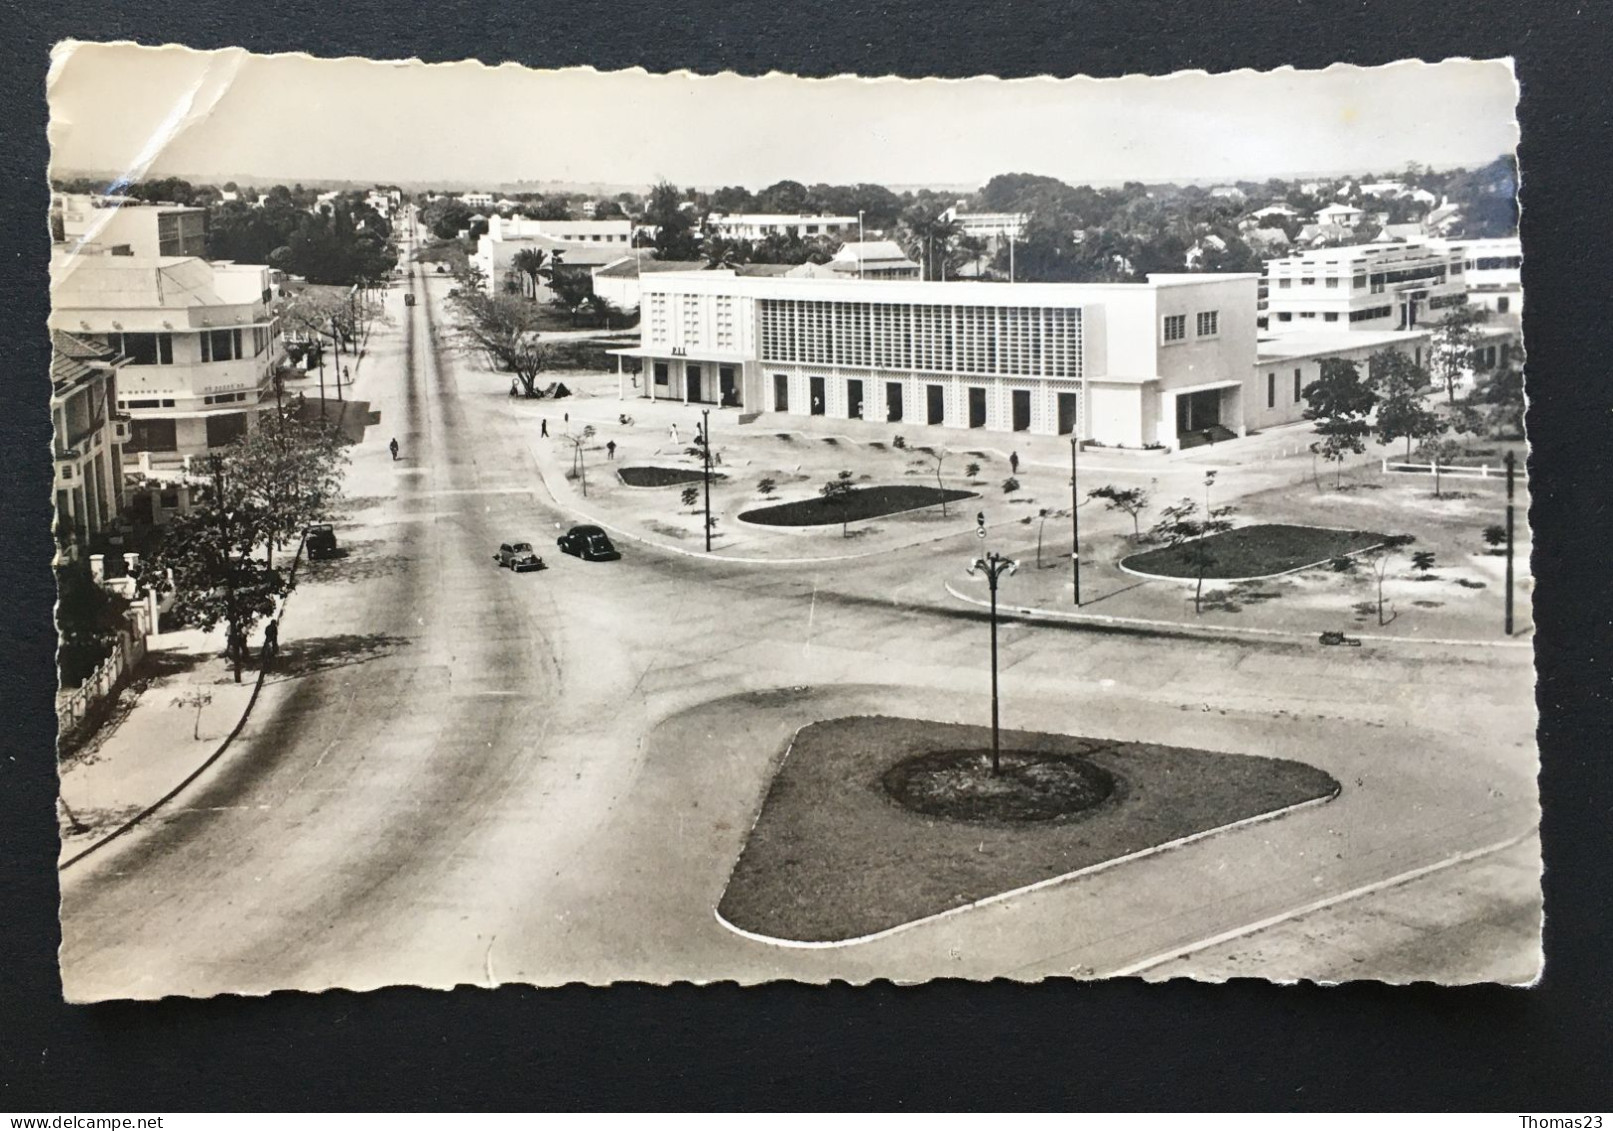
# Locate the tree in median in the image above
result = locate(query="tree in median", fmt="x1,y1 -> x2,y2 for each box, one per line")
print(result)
1303,357 -> 1379,490
756,477 -> 777,498
1366,534 -> 1417,626
1369,348 -> 1444,459
819,470 -> 857,537
1146,494 -> 1236,616
1416,437 -> 1466,499
1088,483 -> 1153,540
453,292 -> 551,397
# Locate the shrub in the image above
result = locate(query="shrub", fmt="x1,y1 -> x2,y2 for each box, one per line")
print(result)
1002,477 -> 1020,493
1483,524 -> 1507,549
1330,555 -> 1357,572
757,477 -> 777,497
965,462 -> 981,478
681,486 -> 699,508
892,435 -> 907,449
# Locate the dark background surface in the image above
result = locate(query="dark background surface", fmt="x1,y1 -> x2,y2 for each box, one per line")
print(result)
3,0 -> 1609,1111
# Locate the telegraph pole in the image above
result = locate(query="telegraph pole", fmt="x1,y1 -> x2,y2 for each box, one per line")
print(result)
1504,449 -> 1516,635
1070,435 -> 1081,606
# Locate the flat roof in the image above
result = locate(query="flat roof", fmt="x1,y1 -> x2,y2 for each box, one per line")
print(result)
1256,328 -> 1430,363
640,270 -> 1258,306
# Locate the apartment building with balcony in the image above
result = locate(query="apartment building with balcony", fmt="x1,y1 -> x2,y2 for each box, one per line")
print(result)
1261,241 -> 1468,335
50,250 -> 282,467
1428,235 -> 1523,326
705,213 -> 858,242
50,332 -> 130,562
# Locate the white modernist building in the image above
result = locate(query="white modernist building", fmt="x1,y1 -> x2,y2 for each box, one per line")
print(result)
940,207 -> 1029,244
1261,241 -> 1468,335
1428,235 -> 1523,323
51,331 -> 130,561
53,194 -> 210,259
706,213 -> 858,241
612,271 -> 1264,449
51,246 -> 282,468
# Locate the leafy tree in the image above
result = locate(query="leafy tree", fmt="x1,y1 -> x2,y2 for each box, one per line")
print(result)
1146,495 -> 1237,615
132,459 -> 294,682
755,179 -> 810,213
1416,437 -> 1466,498
924,447 -> 952,516
702,236 -> 752,270
548,268 -> 594,322
226,412 -> 349,567
1088,483 -> 1153,539
965,461 -> 981,479
585,292 -> 621,329
562,425 -> 596,496
1303,357 -> 1379,489
1369,348 -> 1443,458
55,563 -> 132,688
1463,358 -> 1525,439
899,206 -> 964,281
819,470 -> 857,537
451,292 -> 550,397
1432,304 -> 1490,404
422,198 -> 474,241
645,181 -> 701,261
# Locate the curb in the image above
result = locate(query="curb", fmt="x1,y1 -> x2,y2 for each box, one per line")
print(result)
1105,825 -> 1541,979
59,539 -> 307,872
713,787 -> 1341,951
942,580 -> 1534,649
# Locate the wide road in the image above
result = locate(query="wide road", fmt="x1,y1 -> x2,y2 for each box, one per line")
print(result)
59,263 -> 1540,999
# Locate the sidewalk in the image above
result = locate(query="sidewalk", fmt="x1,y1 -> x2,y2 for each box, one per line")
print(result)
57,626 -> 260,864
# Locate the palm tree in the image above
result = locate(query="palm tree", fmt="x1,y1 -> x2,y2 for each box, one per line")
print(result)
703,236 -> 750,270
899,208 -> 963,281
509,247 -> 549,300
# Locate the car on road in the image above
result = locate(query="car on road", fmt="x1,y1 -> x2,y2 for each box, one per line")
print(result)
496,541 -> 547,572
305,523 -> 338,561
557,525 -> 622,562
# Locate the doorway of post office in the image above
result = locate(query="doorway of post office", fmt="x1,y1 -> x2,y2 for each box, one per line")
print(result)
809,376 -> 826,416
1011,388 -> 1031,431
846,379 -> 864,420
1057,392 -> 1079,435
685,364 -> 702,403
719,366 -> 738,407
925,383 -> 944,424
886,381 -> 904,422
967,386 -> 987,428
773,373 -> 789,412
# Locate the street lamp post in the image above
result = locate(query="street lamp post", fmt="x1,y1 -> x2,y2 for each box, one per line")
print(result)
1070,435 -> 1081,606
701,408 -> 713,553
967,550 -> 1018,774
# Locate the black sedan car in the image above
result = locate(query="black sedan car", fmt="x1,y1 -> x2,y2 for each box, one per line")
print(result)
496,541 -> 547,572
557,525 -> 622,562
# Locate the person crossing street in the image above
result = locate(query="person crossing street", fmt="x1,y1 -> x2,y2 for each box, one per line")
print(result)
389,437 -> 399,461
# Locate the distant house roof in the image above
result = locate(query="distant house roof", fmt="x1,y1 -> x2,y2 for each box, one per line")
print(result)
51,331 -> 118,393
591,256 -> 705,278
1256,329 -> 1431,364
733,263 -> 796,277
785,262 -> 840,279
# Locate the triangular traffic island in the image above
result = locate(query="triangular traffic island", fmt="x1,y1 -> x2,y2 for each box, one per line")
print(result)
716,716 -> 1340,946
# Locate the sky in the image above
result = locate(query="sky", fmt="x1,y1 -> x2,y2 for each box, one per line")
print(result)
46,43 -> 1520,190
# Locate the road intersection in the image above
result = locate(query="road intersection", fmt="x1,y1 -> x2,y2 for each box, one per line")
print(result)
59,263 -> 1540,999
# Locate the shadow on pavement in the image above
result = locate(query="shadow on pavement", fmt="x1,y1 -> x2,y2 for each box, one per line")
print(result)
270,632 -> 412,680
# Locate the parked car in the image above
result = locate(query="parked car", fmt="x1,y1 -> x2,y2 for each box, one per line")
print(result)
305,523 -> 338,561
496,541 -> 547,572
557,525 -> 622,562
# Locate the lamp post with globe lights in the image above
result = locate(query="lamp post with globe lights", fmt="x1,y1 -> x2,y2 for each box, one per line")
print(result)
967,549 -> 1019,774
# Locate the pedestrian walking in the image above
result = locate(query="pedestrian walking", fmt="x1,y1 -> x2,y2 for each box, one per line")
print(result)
343,365 -> 351,384
541,419 -> 549,438
389,437 -> 399,460
669,423 -> 679,445
263,619 -> 279,667
564,412 -> 569,425
606,440 -> 617,460
1010,451 -> 1020,475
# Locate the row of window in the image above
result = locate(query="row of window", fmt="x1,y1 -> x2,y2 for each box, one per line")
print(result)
1162,310 -> 1219,343
1273,263 -> 1459,291
1470,255 -> 1522,271
756,299 -> 1083,378
104,327 -> 269,367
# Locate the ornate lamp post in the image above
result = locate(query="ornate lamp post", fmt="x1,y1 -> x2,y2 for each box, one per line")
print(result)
967,550 -> 1019,774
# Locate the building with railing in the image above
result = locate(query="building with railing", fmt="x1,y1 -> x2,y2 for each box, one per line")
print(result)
50,332 -> 129,562
1427,235 -> 1522,325
611,270 -> 1262,449
705,213 -> 858,242
51,247 -> 282,468
1261,241 -> 1468,335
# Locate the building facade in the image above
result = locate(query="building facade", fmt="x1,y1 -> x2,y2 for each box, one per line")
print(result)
1261,241 -> 1467,335
51,332 -> 129,561
1429,235 -> 1523,325
53,194 -> 209,258
1249,329 -> 1432,433
51,251 -> 282,467
941,207 -> 1029,243
705,213 -> 858,241
614,272 -> 1262,449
